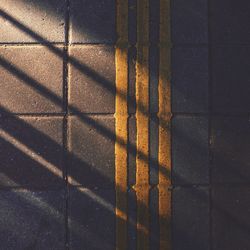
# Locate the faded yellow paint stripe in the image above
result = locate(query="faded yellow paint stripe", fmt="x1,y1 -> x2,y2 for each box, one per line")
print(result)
158,0 -> 171,249
136,45 -> 150,185
115,1 -> 129,250
136,0 -> 150,249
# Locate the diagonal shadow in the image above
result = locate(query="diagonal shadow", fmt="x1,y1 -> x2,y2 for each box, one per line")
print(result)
0,9 -> 149,115
0,104 -> 159,247
0,7 -> 171,184
0,54 -> 171,181
0,4 -> 168,248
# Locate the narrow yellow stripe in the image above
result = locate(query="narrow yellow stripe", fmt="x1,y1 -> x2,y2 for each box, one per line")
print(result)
158,0 -> 171,249
136,45 -> 149,185
115,1 -> 129,249
136,0 -> 150,249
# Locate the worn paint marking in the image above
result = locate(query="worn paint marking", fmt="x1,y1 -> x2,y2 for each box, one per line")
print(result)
136,0 -> 150,249
115,1 -> 129,249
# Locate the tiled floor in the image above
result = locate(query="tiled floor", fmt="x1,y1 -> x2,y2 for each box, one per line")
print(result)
0,0 -> 250,249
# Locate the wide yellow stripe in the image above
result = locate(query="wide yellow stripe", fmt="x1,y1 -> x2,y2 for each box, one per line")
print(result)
136,0 -> 150,249
136,45 -> 149,185
115,1 -> 129,250
158,0 -> 171,249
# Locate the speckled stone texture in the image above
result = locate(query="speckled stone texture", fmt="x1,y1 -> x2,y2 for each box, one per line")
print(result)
0,46 -> 63,113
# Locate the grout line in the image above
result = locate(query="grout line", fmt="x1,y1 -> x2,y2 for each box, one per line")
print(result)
0,113 -> 66,117
207,0 -> 213,249
1,112 -> 249,117
3,42 -> 250,47
0,42 -> 116,46
1,183 -> 250,192
0,42 -> 65,46
0,186 -> 65,191
171,112 -> 250,116
68,113 -> 115,117
63,0 -> 70,249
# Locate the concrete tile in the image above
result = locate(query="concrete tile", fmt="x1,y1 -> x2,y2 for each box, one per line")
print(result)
69,187 -> 115,250
0,189 -> 65,249
212,187 -> 250,250
212,47 -> 250,113
68,116 -> 115,188
69,46 -> 115,113
70,0 -> 116,43
0,0 -> 65,43
171,0 -> 208,44
0,46 -> 63,113
172,116 -> 209,185
172,48 -> 209,113
211,0 -> 250,43
173,187 -> 209,250
211,117 -> 250,184
0,116 -> 64,187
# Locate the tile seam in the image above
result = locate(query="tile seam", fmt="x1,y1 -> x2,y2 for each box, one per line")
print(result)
63,0 -> 70,249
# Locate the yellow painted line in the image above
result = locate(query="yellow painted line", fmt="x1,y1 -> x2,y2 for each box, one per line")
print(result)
136,0 -> 150,249
158,0 -> 172,249
115,1 -> 129,250
135,34 -> 150,188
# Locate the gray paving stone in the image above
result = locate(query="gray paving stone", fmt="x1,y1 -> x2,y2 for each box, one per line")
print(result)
173,187 -> 209,250
68,116 -> 115,188
70,0 -> 116,43
212,187 -> 250,250
171,0 -> 208,44
0,189 -> 65,249
211,0 -> 250,44
211,117 -> 250,184
69,188 -> 115,250
0,117 -> 64,187
0,0 -> 65,43
69,46 -> 115,114
212,47 -> 250,113
0,46 -> 63,113
172,116 -> 209,185
172,48 -> 209,113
